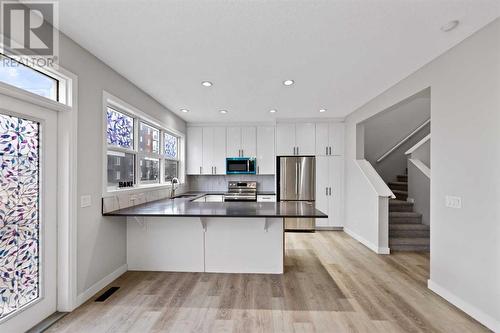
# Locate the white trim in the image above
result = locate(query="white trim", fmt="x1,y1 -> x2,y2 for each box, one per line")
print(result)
428,279 -> 499,332
356,159 -> 395,198
405,134 -> 431,155
0,63 -> 79,312
343,228 -> 390,254
56,67 -> 78,312
408,158 -> 431,179
76,264 -> 128,307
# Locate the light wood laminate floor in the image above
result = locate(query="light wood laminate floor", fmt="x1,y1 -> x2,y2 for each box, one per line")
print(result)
47,231 -> 489,333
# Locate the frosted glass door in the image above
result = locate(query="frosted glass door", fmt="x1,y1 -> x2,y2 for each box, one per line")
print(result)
0,102 -> 57,333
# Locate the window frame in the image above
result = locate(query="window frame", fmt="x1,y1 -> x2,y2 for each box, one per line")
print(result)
103,92 -> 185,195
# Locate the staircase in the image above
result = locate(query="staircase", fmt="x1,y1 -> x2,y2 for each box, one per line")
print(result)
388,174 -> 430,251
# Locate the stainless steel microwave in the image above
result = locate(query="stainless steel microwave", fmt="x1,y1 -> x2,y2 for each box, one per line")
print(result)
226,157 -> 256,174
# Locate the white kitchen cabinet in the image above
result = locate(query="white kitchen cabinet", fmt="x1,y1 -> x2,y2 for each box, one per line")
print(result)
202,127 -> 226,175
256,126 -> 275,174
205,194 -> 224,202
329,122 -> 345,155
241,127 -> 257,157
226,127 -> 241,157
257,194 -> 276,202
276,123 -> 315,156
276,123 -> 295,155
213,128 -> 226,174
315,155 -> 344,228
226,127 -> 256,157
315,122 -> 345,156
187,127 -> 203,175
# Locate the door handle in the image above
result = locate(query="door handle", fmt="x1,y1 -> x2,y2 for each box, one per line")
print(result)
329,187 -> 332,196
215,166 -> 217,174
241,149 -> 244,157
257,166 -> 260,174
200,166 -> 202,174
325,146 -> 328,155
329,146 -> 332,155
296,146 -> 299,155
325,187 -> 328,195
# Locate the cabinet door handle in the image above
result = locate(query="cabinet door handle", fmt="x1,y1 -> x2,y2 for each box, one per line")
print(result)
329,146 -> 332,155
325,187 -> 328,195
200,166 -> 202,174
257,166 -> 260,174
325,146 -> 328,155
215,166 -> 217,174
297,146 -> 299,155
329,187 -> 332,196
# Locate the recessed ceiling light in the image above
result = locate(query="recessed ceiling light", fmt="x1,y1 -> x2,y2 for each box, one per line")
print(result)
180,108 -> 189,113
283,79 -> 295,86
201,81 -> 213,87
219,110 -> 228,114
441,20 -> 459,32
319,109 -> 327,113
269,109 -> 277,113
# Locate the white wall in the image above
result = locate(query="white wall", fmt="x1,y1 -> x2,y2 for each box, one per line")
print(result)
364,95 -> 430,182
344,19 -> 500,330
58,33 -> 186,297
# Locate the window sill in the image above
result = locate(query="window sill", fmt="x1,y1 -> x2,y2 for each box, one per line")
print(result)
103,182 -> 185,197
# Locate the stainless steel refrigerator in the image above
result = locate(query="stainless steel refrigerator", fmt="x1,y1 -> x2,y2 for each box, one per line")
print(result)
277,156 -> 316,231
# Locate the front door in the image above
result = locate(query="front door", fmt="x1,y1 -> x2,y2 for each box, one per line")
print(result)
0,96 -> 58,333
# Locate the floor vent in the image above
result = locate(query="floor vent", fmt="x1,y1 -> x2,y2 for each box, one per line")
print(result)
95,287 -> 120,302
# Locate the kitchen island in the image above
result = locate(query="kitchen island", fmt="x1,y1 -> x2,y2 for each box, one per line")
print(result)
103,194 -> 327,274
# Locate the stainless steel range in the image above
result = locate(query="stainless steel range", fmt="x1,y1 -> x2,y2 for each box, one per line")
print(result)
224,181 -> 257,202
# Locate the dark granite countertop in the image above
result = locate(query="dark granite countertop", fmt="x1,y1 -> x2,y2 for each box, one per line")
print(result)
102,197 -> 326,218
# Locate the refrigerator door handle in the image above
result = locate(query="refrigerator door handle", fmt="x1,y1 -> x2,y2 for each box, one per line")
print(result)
296,161 -> 299,195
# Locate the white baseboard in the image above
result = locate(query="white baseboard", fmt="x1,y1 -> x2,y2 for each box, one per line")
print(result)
315,226 -> 343,231
428,279 -> 499,332
76,264 -> 127,307
343,228 -> 390,254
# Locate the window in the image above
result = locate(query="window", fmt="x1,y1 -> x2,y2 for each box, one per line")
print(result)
0,54 -> 59,101
165,159 -> 178,182
107,151 -> 135,187
164,132 -> 177,159
139,122 -> 159,154
107,107 -> 134,149
105,98 -> 183,191
140,157 -> 160,183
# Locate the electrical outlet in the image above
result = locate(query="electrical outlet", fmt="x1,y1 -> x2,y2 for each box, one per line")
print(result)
80,195 -> 92,208
445,195 -> 462,209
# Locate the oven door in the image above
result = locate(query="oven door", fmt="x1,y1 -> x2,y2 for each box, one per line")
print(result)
226,158 -> 256,174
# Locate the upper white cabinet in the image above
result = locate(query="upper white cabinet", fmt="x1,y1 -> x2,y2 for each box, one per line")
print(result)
226,127 -> 256,157
315,122 -> 345,156
187,127 -> 203,175
315,155 -> 344,228
187,127 -> 225,175
202,127 -> 226,175
256,126 -> 275,174
276,123 -> 315,156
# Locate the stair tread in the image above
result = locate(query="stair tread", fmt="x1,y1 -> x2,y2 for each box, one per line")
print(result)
391,190 -> 408,194
389,199 -> 413,206
390,212 -> 422,217
388,181 -> 408,185
390,237 -> 430,245
390,223 -> 429,230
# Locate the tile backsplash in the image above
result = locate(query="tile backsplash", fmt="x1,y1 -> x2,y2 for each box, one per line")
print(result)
188,175 -> 275,192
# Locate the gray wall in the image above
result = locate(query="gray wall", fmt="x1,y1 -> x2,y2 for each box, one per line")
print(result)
58,33 -> 186,295
363,95 -> 430,182
344,18 -> 500,329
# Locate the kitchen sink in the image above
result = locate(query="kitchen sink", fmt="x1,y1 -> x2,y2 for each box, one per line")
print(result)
173,194 -> 198,199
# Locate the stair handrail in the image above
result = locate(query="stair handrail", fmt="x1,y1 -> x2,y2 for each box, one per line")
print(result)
376,118 -> 430,163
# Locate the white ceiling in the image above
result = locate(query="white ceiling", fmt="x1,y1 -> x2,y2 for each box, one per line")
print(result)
57,0 -> 499,123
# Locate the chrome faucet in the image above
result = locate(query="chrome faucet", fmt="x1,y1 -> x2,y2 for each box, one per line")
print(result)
171,177 -> 179,197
